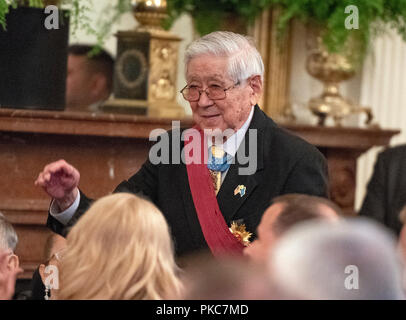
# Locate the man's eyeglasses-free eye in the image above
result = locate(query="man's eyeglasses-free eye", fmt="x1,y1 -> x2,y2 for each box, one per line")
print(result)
180,82 -> 240,102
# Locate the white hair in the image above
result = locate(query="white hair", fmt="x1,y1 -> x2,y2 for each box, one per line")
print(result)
269,218 -> 405,300
185,31 -> 264,83
0,212 -> 18,252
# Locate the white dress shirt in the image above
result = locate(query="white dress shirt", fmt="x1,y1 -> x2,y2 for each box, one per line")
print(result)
208,105 -> 254,183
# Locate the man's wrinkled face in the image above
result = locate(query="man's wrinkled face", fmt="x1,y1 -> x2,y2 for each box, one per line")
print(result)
186,55 -> 256,132
243,203 -> 285,264
66,55 -> 93,109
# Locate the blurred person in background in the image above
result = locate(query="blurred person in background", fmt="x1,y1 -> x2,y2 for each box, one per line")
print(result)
0,251 -> 20,300
66,44 -> 114,112
268,218 -> 405,299
0,213 -> 23,300
243,194 -> 341,265
359,144 -> 406,236
57,193 -> 183,300
179,252 -> 274,300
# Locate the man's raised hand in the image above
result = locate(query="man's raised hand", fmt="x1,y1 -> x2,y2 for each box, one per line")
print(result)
35,160 -> 80,211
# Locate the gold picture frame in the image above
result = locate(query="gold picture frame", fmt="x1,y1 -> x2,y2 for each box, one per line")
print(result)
249,9 -> 292,119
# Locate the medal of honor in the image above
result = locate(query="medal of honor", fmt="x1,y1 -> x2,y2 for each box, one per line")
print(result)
229,221 -> 252,246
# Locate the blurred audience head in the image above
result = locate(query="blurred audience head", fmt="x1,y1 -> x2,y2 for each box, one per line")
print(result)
244,194 -> 341,264
0,212 -> 21,300
269,218 -> 405,299
58,193 -> 182,300
179,252 -> 274,300
66,44 -> 114,111
0,212 -> 19,272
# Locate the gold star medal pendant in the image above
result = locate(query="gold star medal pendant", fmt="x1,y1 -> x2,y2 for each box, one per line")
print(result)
229,221 -> 252,246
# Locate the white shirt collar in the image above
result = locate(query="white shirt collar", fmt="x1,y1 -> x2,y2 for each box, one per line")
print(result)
208,106 -> 255,157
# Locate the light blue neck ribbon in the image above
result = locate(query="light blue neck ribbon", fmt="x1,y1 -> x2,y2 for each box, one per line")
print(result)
207,147 -> 231,172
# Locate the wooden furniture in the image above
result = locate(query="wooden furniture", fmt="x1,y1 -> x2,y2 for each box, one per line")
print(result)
0,109 -> 399,278
282,124 -> 400,215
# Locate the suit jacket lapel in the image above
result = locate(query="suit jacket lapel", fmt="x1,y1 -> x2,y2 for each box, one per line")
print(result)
179,106 -> 270,239
217,105 -> 266,223
217,164 -> 259,223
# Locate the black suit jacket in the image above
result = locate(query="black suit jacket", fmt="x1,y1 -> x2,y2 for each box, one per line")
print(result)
47,106 -> 329,256
359,144 -> 406,235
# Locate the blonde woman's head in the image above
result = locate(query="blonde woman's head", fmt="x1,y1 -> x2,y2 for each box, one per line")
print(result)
58,193 -> 182,300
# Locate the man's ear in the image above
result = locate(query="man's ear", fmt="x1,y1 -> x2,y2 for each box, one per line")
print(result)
249,75 -> 263,105
91,74 -> 109,100
7,253 -> 19,271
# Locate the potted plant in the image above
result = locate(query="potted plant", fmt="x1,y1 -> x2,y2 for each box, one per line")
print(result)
0,0 -> 71,110
0,0 -> 132,110
268,0 -> 406,125
270,0 -> 406,59
164,0 -> 273,35
1,0 -> 93,33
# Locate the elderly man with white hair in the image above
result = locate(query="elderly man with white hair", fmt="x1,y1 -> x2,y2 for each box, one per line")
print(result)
35,31 -> 328,258
0,213 -> 22,300
268,218 -> 405,299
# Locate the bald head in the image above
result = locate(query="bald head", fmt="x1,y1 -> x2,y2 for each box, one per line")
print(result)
244,194 -> 341,264
270,194 -> 341,236
269,219 -> 404,299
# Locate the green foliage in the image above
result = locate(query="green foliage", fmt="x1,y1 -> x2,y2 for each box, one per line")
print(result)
0,1 -> 19,30
164,0 -> 406,60
0,0 -> 45,29
0,0 -> 92,37
89,0 -> 131,55
3,0 -> 404,61
270,0 -> 406,58
60,0 -> 96,40
164,0 -> 272,35
0,1 -> 10,30
28,0 -> 44,7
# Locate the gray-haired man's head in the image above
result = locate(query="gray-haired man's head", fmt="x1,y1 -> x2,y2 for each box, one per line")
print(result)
269,218 -> 405,299
0,212 -> 18,252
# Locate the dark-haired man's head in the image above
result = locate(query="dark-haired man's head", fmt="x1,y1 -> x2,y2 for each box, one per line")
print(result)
243,194 -> 341,264
66,45 -> 114,111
